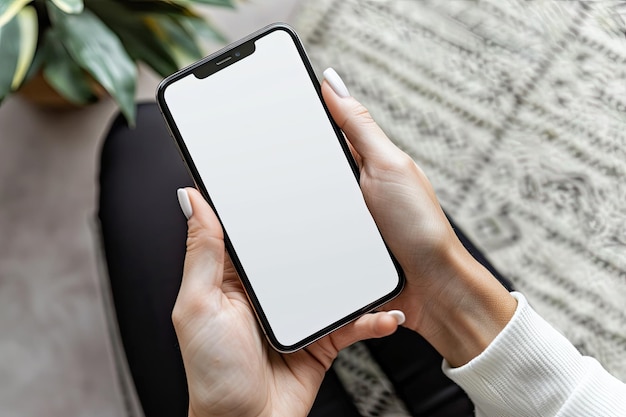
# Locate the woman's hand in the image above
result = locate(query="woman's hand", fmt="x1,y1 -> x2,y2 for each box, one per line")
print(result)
322,68 -> 517,367
173,188 -> 404,417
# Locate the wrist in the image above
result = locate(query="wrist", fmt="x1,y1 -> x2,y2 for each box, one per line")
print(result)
410,241 -> 517,367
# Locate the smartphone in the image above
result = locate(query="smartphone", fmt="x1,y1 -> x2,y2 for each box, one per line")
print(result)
156,23 -> 404,352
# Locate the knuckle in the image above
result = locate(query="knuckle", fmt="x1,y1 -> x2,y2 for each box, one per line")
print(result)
397,152 -> 416,171
171,303 -> 185,328
340,100 -> 376,131
171,292 -> 212,327
186,227 -> 223,256
186,294 -> 211,316
375,148 -> 415,173
351,102 -> 376,126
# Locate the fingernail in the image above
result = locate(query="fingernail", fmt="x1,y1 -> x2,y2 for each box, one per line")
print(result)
388,310 -> 405,325
177,188 -> 193,220
323,67 -> 350,98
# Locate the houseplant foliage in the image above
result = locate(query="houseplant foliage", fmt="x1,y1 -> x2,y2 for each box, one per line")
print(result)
0,0 -> 234,125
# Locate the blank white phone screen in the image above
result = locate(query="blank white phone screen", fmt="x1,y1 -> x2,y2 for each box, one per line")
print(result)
163,29 -> 400,348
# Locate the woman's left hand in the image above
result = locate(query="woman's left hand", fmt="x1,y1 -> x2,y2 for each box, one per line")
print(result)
174,188 -> 404,417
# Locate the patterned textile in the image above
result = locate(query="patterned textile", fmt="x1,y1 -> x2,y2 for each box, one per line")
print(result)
293,0 -> 626,415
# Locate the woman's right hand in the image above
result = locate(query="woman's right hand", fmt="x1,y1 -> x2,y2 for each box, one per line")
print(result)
322,68 -> 517,367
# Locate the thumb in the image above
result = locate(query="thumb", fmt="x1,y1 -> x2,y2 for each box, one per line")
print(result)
176,188 -> 225,296
331,310 -> 406,351
313,310 -> 406,367
321,68 -> 398,162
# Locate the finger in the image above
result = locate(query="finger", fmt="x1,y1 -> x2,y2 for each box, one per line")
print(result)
321,68 -> 398,162
177,187 -> 225,295
329,310 -> 406,351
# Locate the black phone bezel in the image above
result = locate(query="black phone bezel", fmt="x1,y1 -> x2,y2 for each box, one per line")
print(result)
156,23 -> 405,353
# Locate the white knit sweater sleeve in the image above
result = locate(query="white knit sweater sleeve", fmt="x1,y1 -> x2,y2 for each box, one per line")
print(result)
442,292 -> 626,416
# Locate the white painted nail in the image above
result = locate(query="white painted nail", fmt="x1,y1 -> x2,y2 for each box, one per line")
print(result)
388,310 -> 405,325
177,188 -> 193,220
323,67 -> 350,98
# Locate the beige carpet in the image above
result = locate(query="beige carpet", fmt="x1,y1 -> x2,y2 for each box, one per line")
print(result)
293,0 -> 626,415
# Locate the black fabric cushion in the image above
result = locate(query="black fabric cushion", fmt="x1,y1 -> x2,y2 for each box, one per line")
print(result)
99,103 -> 193,417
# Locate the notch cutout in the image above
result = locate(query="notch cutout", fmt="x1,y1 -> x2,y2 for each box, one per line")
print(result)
193,41 -> 256,79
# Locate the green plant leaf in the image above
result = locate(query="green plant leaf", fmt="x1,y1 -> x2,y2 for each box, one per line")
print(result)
41,28 -> 97,104
88,0 -> 179,77
0,7 -> 19,99
11,5 -> 37,89
116,27 -> 180,77
0,5 -> 37,100
50,0 -> 83,14
48,3 -> 136,124
0,0 -> 30,27
24,42 -> 44,82
153,15 -> 204,66
103,0 -> 192,16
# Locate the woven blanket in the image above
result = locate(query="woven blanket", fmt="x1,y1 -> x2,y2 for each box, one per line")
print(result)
293,0 -> 626,414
